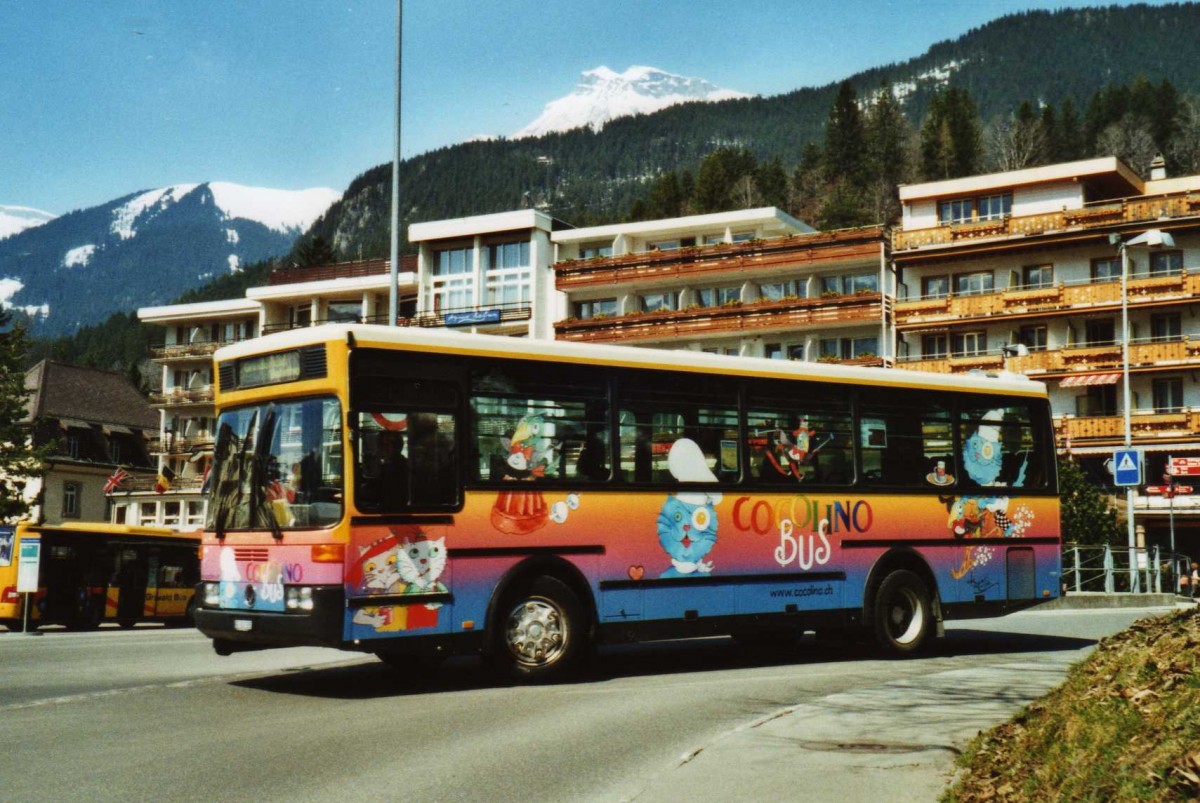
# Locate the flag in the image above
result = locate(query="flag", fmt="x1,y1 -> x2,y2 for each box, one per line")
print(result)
199,463 -> 213,495
154,465 -> 176,494
104,468 -> 129,494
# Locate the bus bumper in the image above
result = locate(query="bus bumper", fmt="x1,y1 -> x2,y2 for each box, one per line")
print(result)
195,586 -> 344,650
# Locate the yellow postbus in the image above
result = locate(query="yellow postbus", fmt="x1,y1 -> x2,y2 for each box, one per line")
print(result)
0,522 -> 199,631
195,324 -> 1060,680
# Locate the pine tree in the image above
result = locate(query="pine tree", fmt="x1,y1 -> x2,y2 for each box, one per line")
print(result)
864,83 -> 912,223
1056,98 -> 1084,161
0,310 -> 48,522
920,87 -> 984,180
824,80 -> 868,188
754,158 -> 789,210
645,172 -> 685,219
294,235 -> 337,268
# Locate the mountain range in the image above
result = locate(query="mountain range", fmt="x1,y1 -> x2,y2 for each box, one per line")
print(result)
14,3 -> 1200,344
0,183 -> 337,336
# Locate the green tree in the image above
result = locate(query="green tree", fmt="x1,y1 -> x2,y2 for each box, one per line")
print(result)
1055,98 -> 1084,162
691,148 -> 757,213
0,310 -> 48,522
1058,456 -> 1122,546
863,82 -> 912,223
824,80 -> 868,188
754,158 -> 789,210
920,87 -> 983,180
645,172 -> 685,219
294,235 -> 337,268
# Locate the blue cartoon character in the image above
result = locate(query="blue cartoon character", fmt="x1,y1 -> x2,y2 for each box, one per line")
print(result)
962,410 -> 1004,485
657,439 -> 722,578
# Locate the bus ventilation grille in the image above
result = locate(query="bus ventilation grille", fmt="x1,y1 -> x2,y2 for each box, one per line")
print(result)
217,363 -> 236,392
299,345 -> 327,380
234,548 -> 270,562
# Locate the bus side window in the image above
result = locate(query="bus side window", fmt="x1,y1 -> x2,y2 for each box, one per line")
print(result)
745,379 -> 853,486
959,402 -> 1045,489
859,397 -> 954,488
355,410 -> 458,511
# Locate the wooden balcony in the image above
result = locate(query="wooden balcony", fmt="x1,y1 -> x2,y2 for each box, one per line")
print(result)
555,293 -> 889,343
148,387 -> 215,407
265,256 -> 416,286
555,227 -> 887,290
152,436 -> 215,455
896,270 -> 1199,328
893,191 -> 1200,252
896,338 -> 1200,377
1055,409 -> 1200,446
150,341 -> 220,361
120,475 -> 205,494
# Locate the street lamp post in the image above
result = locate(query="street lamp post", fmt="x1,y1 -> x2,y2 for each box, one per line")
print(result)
1113,229 -> 1175,592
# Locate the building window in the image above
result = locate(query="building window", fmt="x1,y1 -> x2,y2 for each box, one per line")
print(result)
1091,257 -> 1121,283
1021,264 -> 1053,289
951,331 -> 987,357
62,481 -> 81,518
139,502 -> 160,527
574,298 -> 618,320
846,273 -> 879,294
1150,313 -> 1182,342
786,344 -> 806,361
640,292 -> 679,313
759,281 -> 803,301
186,501 -> 207,527
1084,318 -> 1115,346
922,276 -> 949,300
484,241 -> 531,307
977,193 -> 1012,221
696,286 -> 740,307
647,239 -> 681,252
922,334 -> 949,359
1018,325 -> 1047,351
938,198 -> 973,225
1152,378 -> 1184,413
955,271 -> 994,296
435,247 -> 472,276
1077,386 -> 1117,417
326,301 -> 360,323
819,337 -> 878,360
1149,250 -> 1183,276
108,440 -> 121,464
765,343 -> 783,360
432,246 -> 474,312
66,433 -> 81,459
163,501 -> 182,528
578,242 -> 613,259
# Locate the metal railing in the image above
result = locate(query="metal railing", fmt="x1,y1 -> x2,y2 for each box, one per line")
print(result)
1061,543 -> 1193,594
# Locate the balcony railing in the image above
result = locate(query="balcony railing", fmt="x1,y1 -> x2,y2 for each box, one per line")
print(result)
555,293 -> 889,343
119,475 -> 206,494
894,190 -> 1200,252
555,227 -> 888,289
897,337 -> 1200,376
1055,408 -> 1200,445
148,387 -> 215,406
261,302 -> 532,334
895,270 -> 1198,327
265,257 -> 416,286
152,436 -> 215,455
150,336 -> 253,361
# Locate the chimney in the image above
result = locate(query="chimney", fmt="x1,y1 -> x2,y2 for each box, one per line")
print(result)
1149,153 -> 1167,181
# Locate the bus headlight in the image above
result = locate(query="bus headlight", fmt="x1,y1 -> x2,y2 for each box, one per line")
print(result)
285,586 -> 314,611
204,582 -> 220,607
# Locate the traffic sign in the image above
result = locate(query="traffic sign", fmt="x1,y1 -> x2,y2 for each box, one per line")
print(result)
1166,457 -> 1200,476
1113,448 -> 1142,486
1145,485 -> 1193,496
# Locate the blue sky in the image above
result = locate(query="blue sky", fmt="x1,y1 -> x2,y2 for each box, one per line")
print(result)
0,0 -> 1162,215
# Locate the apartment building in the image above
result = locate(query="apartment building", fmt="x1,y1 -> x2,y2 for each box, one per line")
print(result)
892,156 -> 1200,555
552,208 -> 895,363
410,209 -> 566,339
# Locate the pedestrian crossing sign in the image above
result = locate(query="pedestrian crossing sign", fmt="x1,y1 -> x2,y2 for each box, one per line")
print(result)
1113,448 -> 1142,487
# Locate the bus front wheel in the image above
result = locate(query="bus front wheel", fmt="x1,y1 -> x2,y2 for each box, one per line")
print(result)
493,576 -> 586,683
871,570 -> 932,655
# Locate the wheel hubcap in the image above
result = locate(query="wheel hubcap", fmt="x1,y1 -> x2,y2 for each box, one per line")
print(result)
505,597 -> 566,667
886,588 -> 924,644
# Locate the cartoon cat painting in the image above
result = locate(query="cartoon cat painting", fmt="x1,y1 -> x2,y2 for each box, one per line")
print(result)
963,410 -> 1005,486
396,534 -> 448,594
657,439 -> 723,578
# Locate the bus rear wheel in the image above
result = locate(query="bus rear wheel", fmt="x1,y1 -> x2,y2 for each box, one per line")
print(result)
872,570 -> 932,655
493,576 -> 586,683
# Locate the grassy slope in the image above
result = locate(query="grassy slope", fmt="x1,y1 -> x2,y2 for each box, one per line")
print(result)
944,608 -> 1200,801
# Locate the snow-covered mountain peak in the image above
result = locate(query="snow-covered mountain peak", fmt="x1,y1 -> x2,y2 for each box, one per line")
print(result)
515,65 -> 752,139
208,182 -> 340,234
0,205 -> 56,241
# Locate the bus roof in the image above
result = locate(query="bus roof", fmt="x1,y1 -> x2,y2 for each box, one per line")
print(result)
16,521 -> 199,542
215,323 -> 1047,398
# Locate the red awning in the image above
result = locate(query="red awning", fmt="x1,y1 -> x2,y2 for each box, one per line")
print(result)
1059,372 -> 1121,387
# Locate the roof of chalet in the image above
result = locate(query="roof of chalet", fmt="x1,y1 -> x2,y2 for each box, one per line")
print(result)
23,360 -> 158,431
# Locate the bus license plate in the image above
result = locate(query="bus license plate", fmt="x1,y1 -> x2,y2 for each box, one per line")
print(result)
234,619 -> 252,632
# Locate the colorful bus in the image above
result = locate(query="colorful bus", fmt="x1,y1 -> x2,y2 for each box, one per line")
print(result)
0,522 -> 199,631
196,324 -> 1060,680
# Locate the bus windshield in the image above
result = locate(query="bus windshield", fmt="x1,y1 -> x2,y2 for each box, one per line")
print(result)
206,397 -> 343,532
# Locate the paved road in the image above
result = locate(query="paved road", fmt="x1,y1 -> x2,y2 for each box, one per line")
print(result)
0,607 -> 1174,802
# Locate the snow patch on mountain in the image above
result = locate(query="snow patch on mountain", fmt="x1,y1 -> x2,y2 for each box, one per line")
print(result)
0,277 -> 49,318
111,184 -> 199,240
208,182 -> 339,233
63,244 -> 96,268
228,255 -> 240,272
515,65 -> 752,138
890,60 -> 967,102
0,206 -> 56,240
